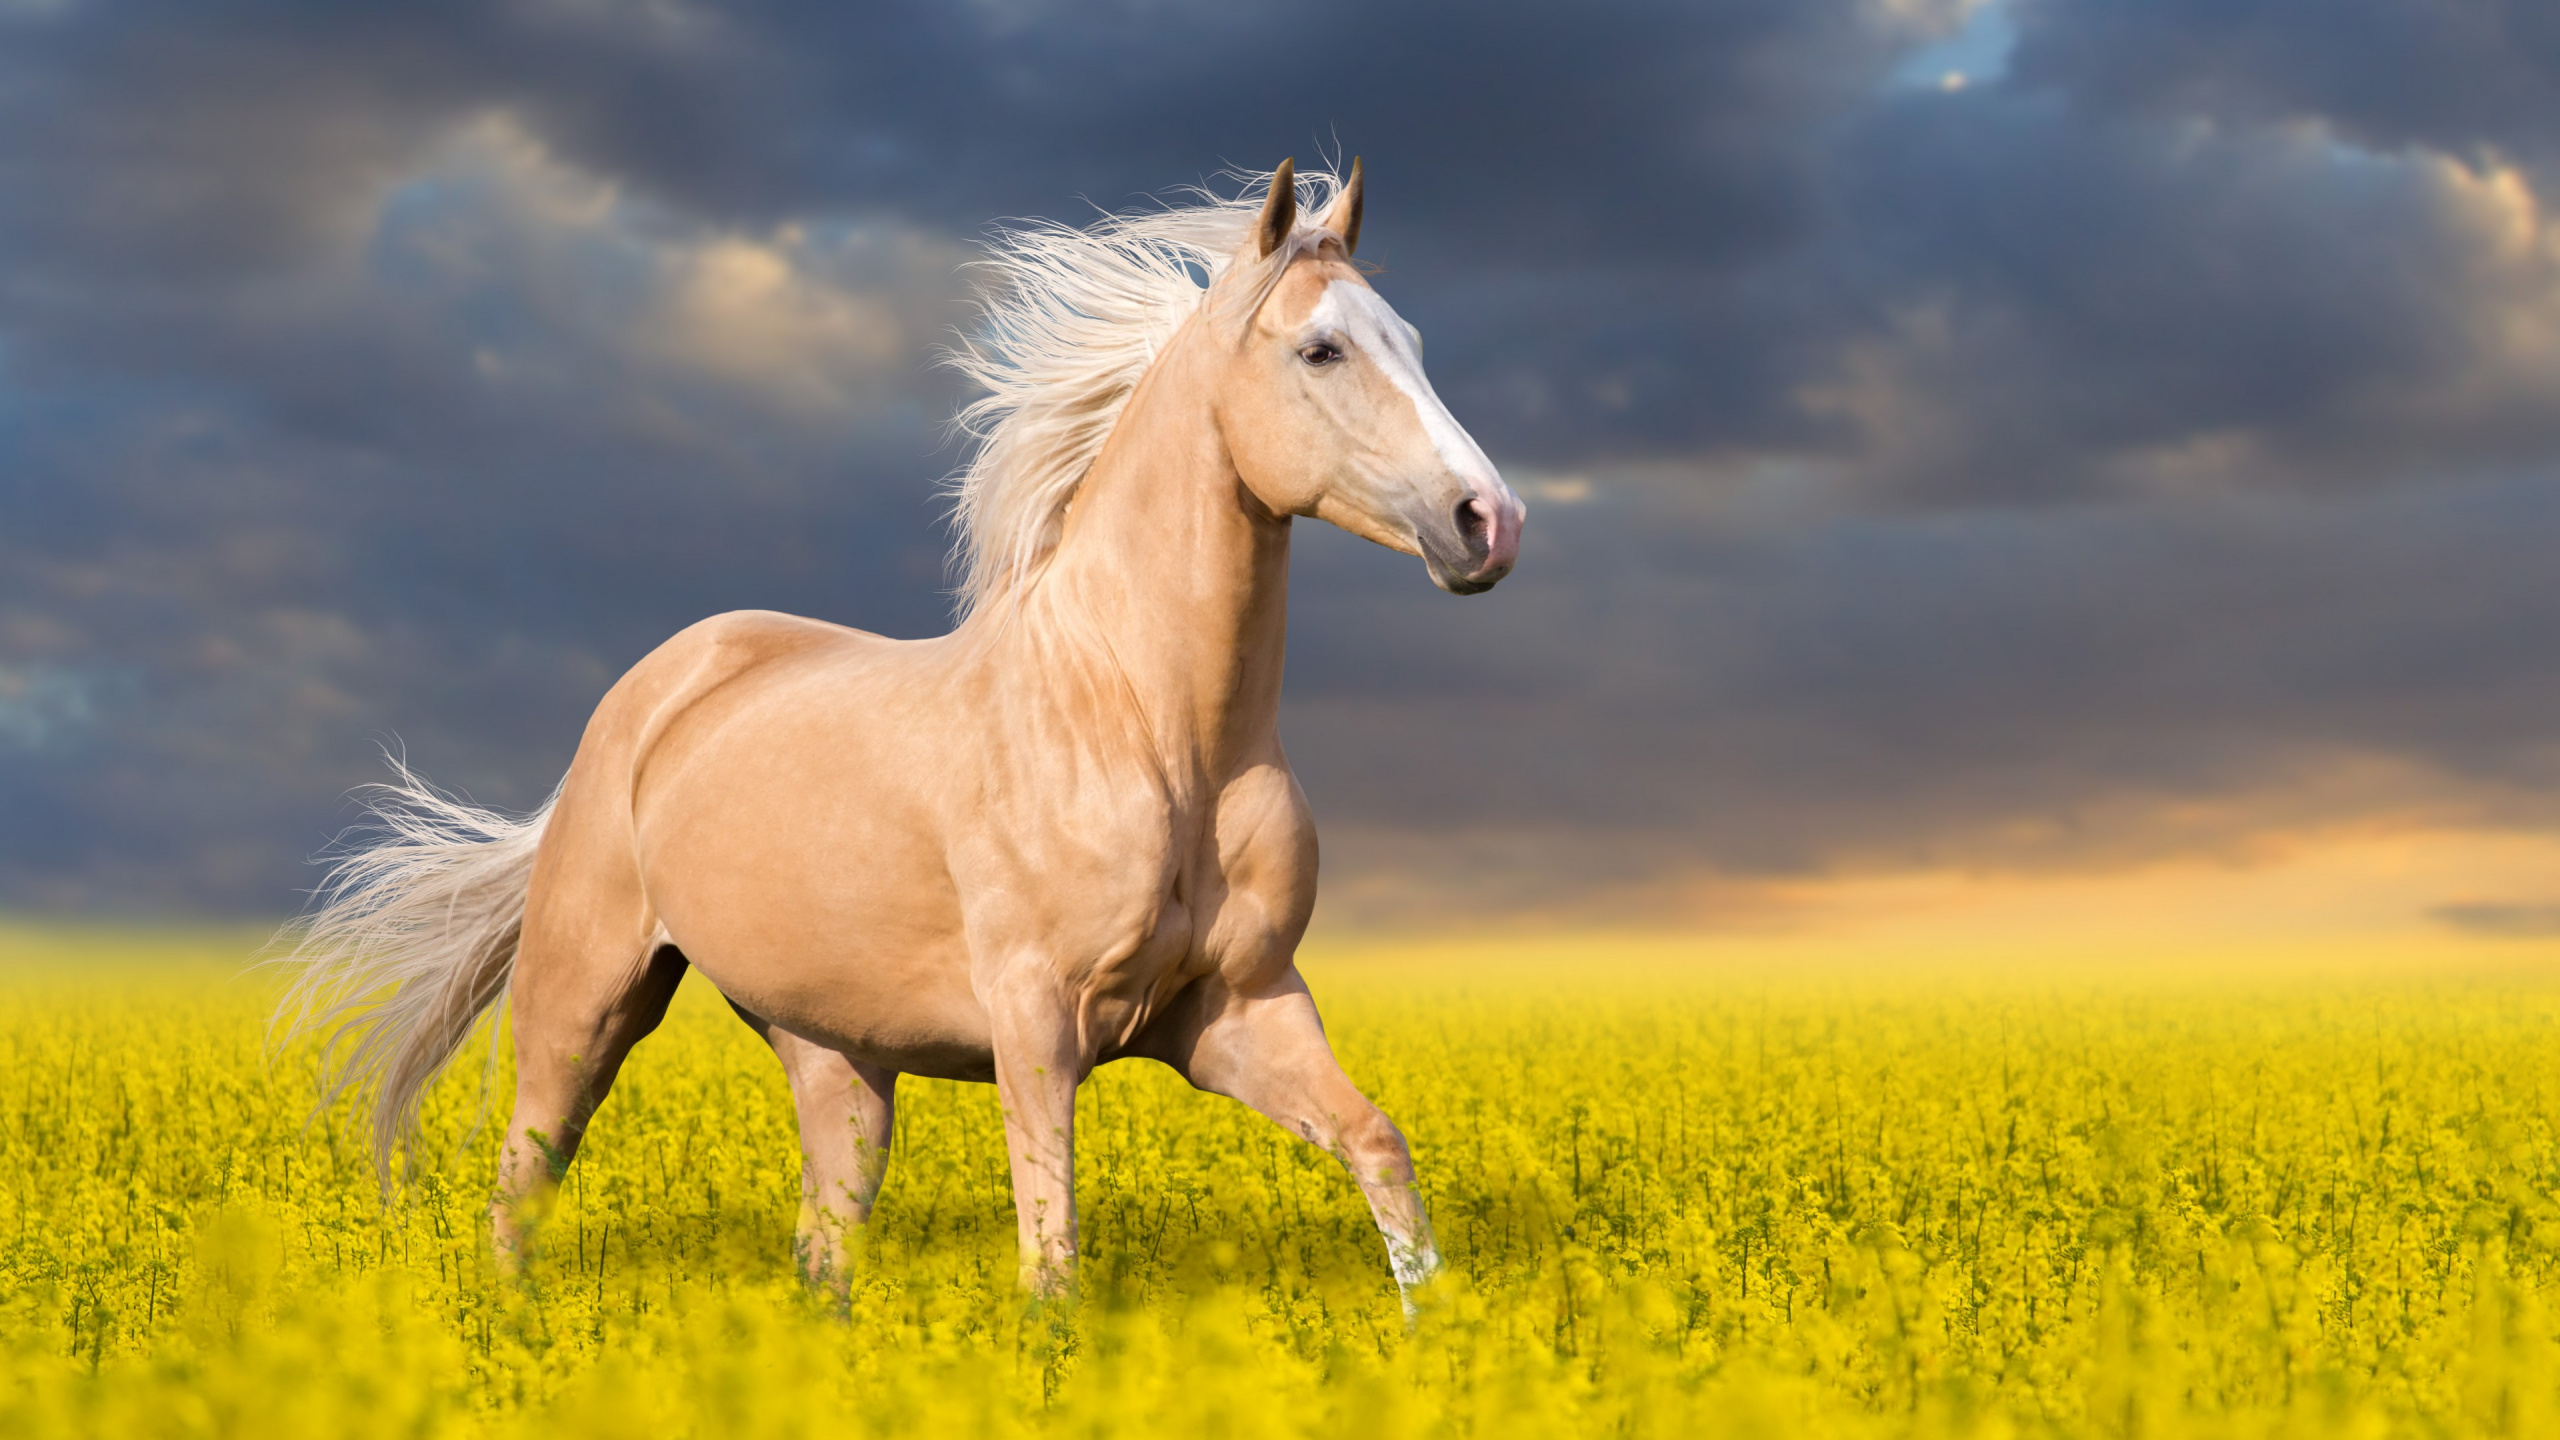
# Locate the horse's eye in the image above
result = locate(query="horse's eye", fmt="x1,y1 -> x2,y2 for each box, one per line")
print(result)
1298,342 -> 1343,367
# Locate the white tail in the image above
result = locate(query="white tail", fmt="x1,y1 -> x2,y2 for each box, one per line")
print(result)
270,758 -> 556,1182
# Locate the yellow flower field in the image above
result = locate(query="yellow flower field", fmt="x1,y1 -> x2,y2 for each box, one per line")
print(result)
2,924 -> 2557,1438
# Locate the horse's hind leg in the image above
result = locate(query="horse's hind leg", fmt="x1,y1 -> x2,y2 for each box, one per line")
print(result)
730,1005 -> 897,1292
490,924 -> 687,1271
1149,970 -> 1441,1310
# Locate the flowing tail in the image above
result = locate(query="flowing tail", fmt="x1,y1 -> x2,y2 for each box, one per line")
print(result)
271,758 -> 557,1182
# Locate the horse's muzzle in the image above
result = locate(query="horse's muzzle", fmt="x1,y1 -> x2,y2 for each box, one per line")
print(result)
1424,490 -> 1524,595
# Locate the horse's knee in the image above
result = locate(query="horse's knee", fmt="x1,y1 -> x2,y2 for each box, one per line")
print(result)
1334,1103 -> 1416,1181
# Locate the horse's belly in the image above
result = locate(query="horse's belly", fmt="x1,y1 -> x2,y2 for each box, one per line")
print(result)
694,928 -> 994,1081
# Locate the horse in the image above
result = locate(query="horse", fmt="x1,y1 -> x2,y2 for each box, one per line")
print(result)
276,159 -> 1525,1307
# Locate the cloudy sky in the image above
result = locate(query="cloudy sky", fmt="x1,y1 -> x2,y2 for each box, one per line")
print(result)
5,0 -> 2558,942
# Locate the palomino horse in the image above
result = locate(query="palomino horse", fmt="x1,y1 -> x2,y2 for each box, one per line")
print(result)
278,160 -> 1524,1306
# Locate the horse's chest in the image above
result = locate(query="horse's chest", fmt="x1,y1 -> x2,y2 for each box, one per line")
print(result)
1074,785 -> 1311,1047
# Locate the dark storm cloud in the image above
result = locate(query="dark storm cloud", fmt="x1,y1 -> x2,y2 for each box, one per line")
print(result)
0,0 -> 1866,255
3,0 -> 2559,921
2014,0 -> 2560,172
1799,90 -> 2560,502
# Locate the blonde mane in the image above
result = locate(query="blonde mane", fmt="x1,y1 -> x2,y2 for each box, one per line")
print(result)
941,164 -> 1352,617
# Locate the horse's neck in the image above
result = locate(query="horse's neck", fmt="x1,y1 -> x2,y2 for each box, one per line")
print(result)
1027,328 -> 1290,780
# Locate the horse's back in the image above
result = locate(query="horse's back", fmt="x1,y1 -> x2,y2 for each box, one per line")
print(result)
639,608 -> 887,699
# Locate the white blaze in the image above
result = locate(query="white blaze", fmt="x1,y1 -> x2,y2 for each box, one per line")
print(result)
1310,281 -> 1505,492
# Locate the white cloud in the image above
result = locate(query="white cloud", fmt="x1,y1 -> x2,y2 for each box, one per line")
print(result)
363,113 -> 968,428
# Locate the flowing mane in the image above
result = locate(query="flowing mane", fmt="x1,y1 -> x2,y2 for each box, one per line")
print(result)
941,164 -> 1353,617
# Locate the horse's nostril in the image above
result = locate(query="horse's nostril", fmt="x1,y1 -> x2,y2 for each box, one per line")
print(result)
1455,498 -> 1490,559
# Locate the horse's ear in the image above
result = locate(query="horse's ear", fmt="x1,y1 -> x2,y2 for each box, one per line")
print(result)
1256,158 -> 1297,258
1318,156 -> 1363,257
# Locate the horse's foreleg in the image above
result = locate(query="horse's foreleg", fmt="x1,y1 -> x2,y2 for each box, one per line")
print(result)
984,972 -> 1081,1296
733,1008 -> 897,1292
491,940 -> 687,1271
1159,971 -> 1442,1309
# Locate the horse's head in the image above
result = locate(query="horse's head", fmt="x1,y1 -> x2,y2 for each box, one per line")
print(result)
1216,160 -> 1525,595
